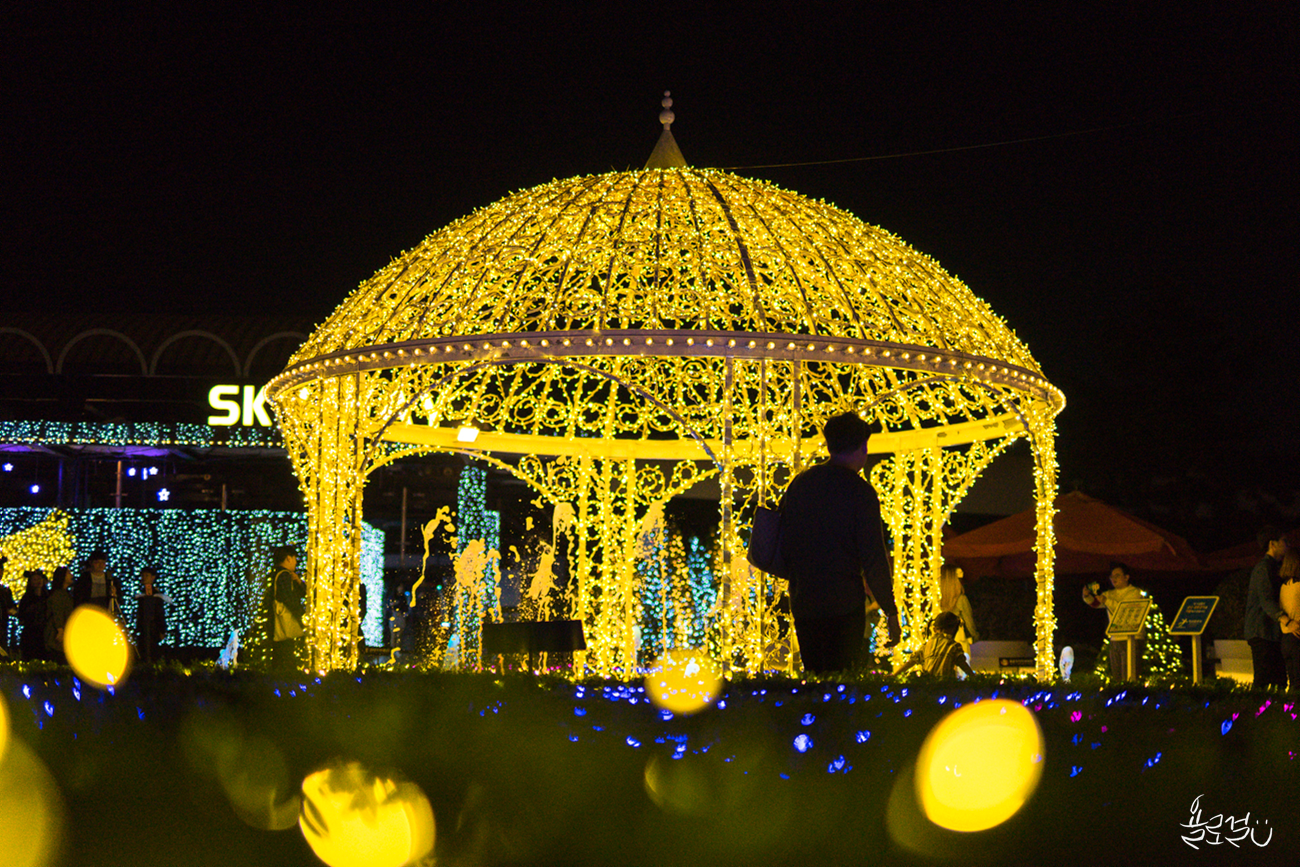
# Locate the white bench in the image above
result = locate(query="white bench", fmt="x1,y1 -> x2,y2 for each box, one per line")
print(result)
970,640 -> 1036,674
1211,639 -> 1253,685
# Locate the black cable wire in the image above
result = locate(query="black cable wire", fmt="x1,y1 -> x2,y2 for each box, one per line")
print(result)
720,112 -> 1203,171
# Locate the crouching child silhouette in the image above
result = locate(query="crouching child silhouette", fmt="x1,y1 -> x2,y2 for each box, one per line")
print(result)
893,611 -> 974,678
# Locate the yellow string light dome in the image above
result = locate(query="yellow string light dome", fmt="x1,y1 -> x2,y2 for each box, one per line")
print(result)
285,168 -> 1049,384
269,134 -> 1062,676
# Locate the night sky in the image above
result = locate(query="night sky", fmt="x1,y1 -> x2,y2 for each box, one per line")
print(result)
4,3 -> 1297,547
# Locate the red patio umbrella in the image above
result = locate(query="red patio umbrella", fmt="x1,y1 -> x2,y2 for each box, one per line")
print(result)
943,490 -> 1203,576
1203,527 -> 1300,572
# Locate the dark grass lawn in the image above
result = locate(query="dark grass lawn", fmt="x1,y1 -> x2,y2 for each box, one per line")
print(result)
2,668 -> 1295,866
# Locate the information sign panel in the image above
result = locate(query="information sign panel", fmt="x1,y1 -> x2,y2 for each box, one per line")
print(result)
1168,596 -> 1219,636
1106,597 -> 1152,638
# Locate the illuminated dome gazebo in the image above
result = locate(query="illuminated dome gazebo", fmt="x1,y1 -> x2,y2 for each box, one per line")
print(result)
267,97 -> 1064,675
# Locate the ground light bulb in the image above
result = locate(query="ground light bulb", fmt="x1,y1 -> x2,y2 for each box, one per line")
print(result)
63,605 -> 132,689
915,699 -> 1044,832
645,649 -> 723,715
299,761 -> 434,867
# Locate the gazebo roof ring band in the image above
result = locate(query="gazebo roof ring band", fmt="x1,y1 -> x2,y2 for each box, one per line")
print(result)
267,328 -> 1061,408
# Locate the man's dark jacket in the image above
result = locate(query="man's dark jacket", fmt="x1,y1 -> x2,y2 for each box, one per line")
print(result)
777,461 -> 892,620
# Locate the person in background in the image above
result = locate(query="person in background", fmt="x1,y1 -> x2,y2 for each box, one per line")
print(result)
778,412 -> 895,674
1244,526 -> 1292,690
18,569 -> 49,661
1083,562 -> 1146,680
0,555 -> 17,656
938,564 -> 979,659
265,546 -> 306,672
44,566 -> 75,663
135,566 -> 167,664
75,550 -> 121,615
1277,550 -> 1300,692
357,582 -> 368,650
893,612 -> 974,678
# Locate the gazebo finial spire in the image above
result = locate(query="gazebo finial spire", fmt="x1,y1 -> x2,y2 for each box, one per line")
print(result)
645,90 -> 687,169
659,91 -> 675,130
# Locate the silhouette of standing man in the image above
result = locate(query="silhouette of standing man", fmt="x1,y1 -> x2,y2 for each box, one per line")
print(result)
778,412 -> 895,674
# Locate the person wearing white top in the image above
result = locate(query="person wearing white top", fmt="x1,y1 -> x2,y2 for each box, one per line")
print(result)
1083,563 -> 1145,680
938,565 -> 979,657
1277,550 -> 1300,693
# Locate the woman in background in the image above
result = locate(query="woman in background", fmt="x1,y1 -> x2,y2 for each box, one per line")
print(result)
18,569 -> 49,660
265,546 -> 306,672
135,566 -> 167,664
44,566 -> 75,663
939,564 -> 979,658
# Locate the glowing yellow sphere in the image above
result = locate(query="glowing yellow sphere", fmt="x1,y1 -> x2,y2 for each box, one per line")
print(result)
0,738 -> 65,867
915,699 -> 1044,832
63,605 -> 131,689
644,649 -> 723,715
0,690 -> 9,765
299,762 -> 435,867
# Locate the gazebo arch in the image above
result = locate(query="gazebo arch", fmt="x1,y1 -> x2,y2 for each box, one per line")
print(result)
268,121 -> 1064,676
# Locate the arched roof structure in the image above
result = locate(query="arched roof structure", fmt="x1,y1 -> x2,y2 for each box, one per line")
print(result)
270,110 -> 1063,676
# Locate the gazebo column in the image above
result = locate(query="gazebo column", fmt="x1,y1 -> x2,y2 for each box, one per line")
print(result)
293,375 -> 367,673
875,447 -> 945,662
718,356 -> 764,675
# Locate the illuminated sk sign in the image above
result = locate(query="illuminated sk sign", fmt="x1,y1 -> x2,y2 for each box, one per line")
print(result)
208,385 -> 272,426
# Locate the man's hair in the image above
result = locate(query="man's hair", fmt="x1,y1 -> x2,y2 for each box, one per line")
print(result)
823,412 -> 871,455
89,550 -> 108,563
1108,561 -> 1130,576
1258,525 -> 1286,552
933,611 -> 962,636
272,546 -> 297,567
140,566 -> 158,579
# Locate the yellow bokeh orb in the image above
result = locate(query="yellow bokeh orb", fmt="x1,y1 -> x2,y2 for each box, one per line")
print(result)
0,690 -> 10,765
643,754 -> 718,815
644,649 -> 723,715
915,699 -> 1044,832
63,605 -> 132,690
0,738 -> 65,867
299,762 -> 435,867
